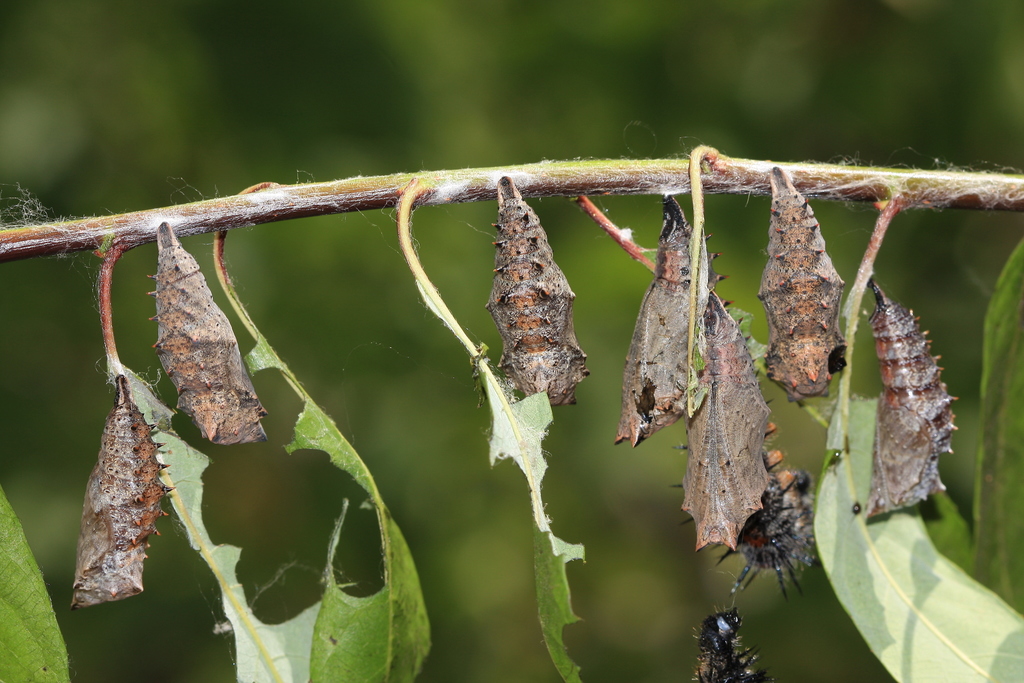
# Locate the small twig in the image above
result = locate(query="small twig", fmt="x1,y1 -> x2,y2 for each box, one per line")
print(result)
574,196 -> 655,271
832,195 -> 908,449
394,179 -> 479,354
96,242 -> 128,377
395,179 -> 552,532
843,197 -> 909,326
685,146 -> 718,416
212,229 -> 306,403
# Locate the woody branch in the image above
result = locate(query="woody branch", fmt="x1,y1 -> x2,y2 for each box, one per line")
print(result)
2,152 -> 1022,263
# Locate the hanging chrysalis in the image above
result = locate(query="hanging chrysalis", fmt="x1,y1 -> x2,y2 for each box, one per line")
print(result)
867,280 -> 956,516
72,375 -> 169,609
723,449 -> 816,597
682,293 -> 770,550
616,196 -> 722,446
486,176 -> 588,406
152,222 -> 267,444
758,167 -> 846,401
696,609 -> 772,683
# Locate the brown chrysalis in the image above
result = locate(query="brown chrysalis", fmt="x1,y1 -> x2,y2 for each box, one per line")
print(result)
696,609 -> 772,683
866,280 -> 955,516
486,177 -> 588,406
616,196 -> 722,446
758,166 -> 846,401
682,293 -> 770,550
72,375 -> 169,609
153,222 -> 267,444
723,449 -> 816,597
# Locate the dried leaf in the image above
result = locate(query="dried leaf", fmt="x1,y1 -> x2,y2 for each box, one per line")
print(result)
695,609 -> 772,683
153,222 -> 267,444
758,167 -> 845,401
866,280 -> 955,516
682,293 -> 770,550
486,177 -> 588,406
71,375 -> 168,609
616,197 -> 721,446
726,449 -> 815,596
128,371 -> 322,682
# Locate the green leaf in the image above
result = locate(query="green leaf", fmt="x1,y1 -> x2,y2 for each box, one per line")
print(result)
128,372 -> 319,683
393,191 -> 584,681
730,306 -> 768,370
483,376 -> 585,681
0,482 -> 69,683
534,527 -> 583,683
486,390 -> 553,515
290,402 -> 430,682
817,398 -> 1024,682
921,493 -> 973,574
312,508 -> 428,683
215,242 -> 431,682
974,235 -> 1024,611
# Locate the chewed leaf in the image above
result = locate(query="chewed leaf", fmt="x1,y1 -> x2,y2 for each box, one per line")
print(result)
288,402 -> 376,495
487,387 -> 551,477
484,383 -> 551,532
312,501 -> 429,682
534,527 -> 584,683
285,401 -> 431,681
213,233 -> 431,681
127,371 -> 319,683
0,481 -> 69,683
817,398 -> 1024,682
484,373 -> 585,681
394,184 -> 583,681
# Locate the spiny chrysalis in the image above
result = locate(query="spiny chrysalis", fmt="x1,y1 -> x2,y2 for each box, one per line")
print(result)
683,293 -> 770,550
616,196 -> 723,446
723,449 -> 816,597
486,177 -> 588,406
867,279 -> 956,516
696,609 -> 772,683
72,375 -> 169,609
152,222 -> 267,444
758,167 -> 846,401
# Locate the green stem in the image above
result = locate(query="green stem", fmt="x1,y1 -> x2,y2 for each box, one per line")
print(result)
394,179 -> 550,532
156,469 -> 287,683
212,231 -> 301,397
210,229 -> 394,556
3,155 -> 1022,263
685,146 -> 716,415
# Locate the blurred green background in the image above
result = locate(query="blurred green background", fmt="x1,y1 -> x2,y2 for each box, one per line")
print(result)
0,1 -> 1022,681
